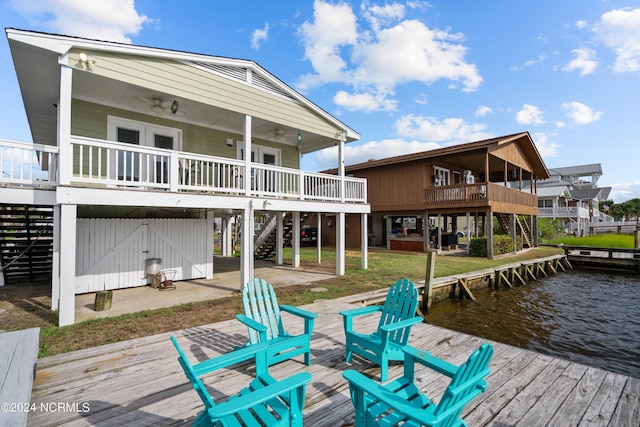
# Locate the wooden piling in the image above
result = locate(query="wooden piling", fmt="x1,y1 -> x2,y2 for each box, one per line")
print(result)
422,250 -> 437,312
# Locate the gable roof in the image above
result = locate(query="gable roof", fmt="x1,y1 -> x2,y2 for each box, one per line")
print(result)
5,28 -> 359,153
537,185 -> 572,198
342,132 -> 550,179
548,164 -> 602,177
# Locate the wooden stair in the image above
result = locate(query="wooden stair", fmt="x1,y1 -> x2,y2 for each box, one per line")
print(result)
0,205 -> 54,284
254,213 -> 309,260
495,212 -> 533,248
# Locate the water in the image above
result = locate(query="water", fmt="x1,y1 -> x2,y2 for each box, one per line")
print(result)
424,269 -> 640,379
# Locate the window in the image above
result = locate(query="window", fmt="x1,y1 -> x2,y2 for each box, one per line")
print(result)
433,166 -> 450,187
237,143 -> 281,191
107,116 -> 182,183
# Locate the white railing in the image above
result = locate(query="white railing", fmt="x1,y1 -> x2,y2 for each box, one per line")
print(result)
0,139 -> 58,186
62,136 -> 366,202
538,206 -> 590,218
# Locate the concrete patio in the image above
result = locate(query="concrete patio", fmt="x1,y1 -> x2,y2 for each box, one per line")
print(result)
75,256 -> 336,322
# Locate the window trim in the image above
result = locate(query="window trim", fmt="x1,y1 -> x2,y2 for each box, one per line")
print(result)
107,116 -> 183,151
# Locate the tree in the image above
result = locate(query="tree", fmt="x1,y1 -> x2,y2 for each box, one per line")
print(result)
609,204 -> 625,221
621,198 -> 640,222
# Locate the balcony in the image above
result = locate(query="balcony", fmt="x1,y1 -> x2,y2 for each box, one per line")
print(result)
424,182 -> 537,208
538,206 -> 590,219
0,138 -> 367,204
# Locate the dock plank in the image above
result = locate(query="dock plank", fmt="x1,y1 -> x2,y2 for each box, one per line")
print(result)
27,299 -> 640,426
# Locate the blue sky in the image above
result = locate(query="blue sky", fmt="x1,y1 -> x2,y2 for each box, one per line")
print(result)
2,0 -> 640,202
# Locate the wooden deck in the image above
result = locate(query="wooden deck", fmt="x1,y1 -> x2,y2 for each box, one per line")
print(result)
28,297 -> 640,426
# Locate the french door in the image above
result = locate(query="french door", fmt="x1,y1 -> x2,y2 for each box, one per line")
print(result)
107,116 -> 182,183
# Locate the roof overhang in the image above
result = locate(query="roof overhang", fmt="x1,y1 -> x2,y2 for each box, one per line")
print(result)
6,28 -> 359,153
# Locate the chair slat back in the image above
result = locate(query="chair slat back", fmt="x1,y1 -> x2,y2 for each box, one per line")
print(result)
377,278 -> 418,345
170,336 -> 216,411
243,278 -> 285,343
434,343 -> 493,425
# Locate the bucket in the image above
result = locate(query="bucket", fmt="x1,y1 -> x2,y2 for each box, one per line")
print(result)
145,258 -> 162,285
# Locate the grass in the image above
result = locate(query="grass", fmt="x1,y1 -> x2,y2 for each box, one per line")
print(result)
5,246 -> 564,358
543,233 -> 636,248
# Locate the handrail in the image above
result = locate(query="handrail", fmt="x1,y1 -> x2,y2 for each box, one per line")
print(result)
0,137 -> 366,203
0,139 -> 58,185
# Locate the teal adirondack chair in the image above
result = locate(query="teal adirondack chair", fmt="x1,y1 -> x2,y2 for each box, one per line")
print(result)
343,343 -> 493,427
236,278 -> 317,366
340,278 -> 422,381
170,336 -> 311,427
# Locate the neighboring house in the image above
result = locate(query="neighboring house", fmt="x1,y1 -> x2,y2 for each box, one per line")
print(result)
0,29 -> 370,326
536,164 -> 612,235
320,132 -> 549,258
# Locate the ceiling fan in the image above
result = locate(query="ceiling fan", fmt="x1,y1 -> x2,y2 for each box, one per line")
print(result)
269,128 -> 298,143
138,96 -> 183,116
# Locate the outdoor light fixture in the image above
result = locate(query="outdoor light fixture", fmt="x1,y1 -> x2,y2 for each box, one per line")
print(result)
78,52 -> 96,67
170,100 -> 179,115
226,138 -> 234,147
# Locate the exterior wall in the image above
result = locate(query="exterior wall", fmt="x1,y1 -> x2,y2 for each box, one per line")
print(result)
75,217 -> 209,293
68,49 -> 341,139
355,161 -> 428,212
71,99 -> 300,168
489,142 -> 535,171
319,214 -> 363,249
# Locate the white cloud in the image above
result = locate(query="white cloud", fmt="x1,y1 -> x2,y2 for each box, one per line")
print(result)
531,132 -> 560,158
394,114 -> 491,144
9,0 -> 150,43
609,180 -> 640,203
297,0 -> 482,112
575,20 -> 588,30
251,23 -> 269,50
593,7 -> 640,72
516,104 -> 545,125
333,90 -> 398,112
475,105 -> 493,117
561,101 -> 603,125
362,1 -> 406,32
510,54 -> 547,71
315,138 -> 442,169
297,0 -> 359,89
562,48 -> 598,76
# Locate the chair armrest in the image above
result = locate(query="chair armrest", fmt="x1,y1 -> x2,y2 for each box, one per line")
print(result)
343,370 -> 432,420
179,338 -> 269,376
207,372 -> 312,418
236,313 -> 268,337
379,316 -> 423,333
280,305 -> 318,320
402,345 -> 458,378
339,305 -> 382,319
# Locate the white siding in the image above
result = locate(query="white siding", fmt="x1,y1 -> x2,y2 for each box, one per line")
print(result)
75,218 -> 208,293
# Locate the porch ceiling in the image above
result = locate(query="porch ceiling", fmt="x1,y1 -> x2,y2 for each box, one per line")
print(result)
7,33 -> 347,156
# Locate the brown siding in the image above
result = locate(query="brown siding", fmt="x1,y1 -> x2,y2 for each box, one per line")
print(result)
355,161 -> 427,212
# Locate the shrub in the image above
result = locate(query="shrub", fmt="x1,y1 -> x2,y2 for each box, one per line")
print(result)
469,235 -> 519,257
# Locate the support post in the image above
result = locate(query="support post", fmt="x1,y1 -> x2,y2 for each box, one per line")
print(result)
422,249 -> 437,312
240,204 -> 254,287
292,211 -> 300,268
336,212 -> 346,276
316,212 -> 322,263
58,204 -> 77,326
361,213 -> 368,270
276,212 -> 284,265
487,211 -> 494,259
